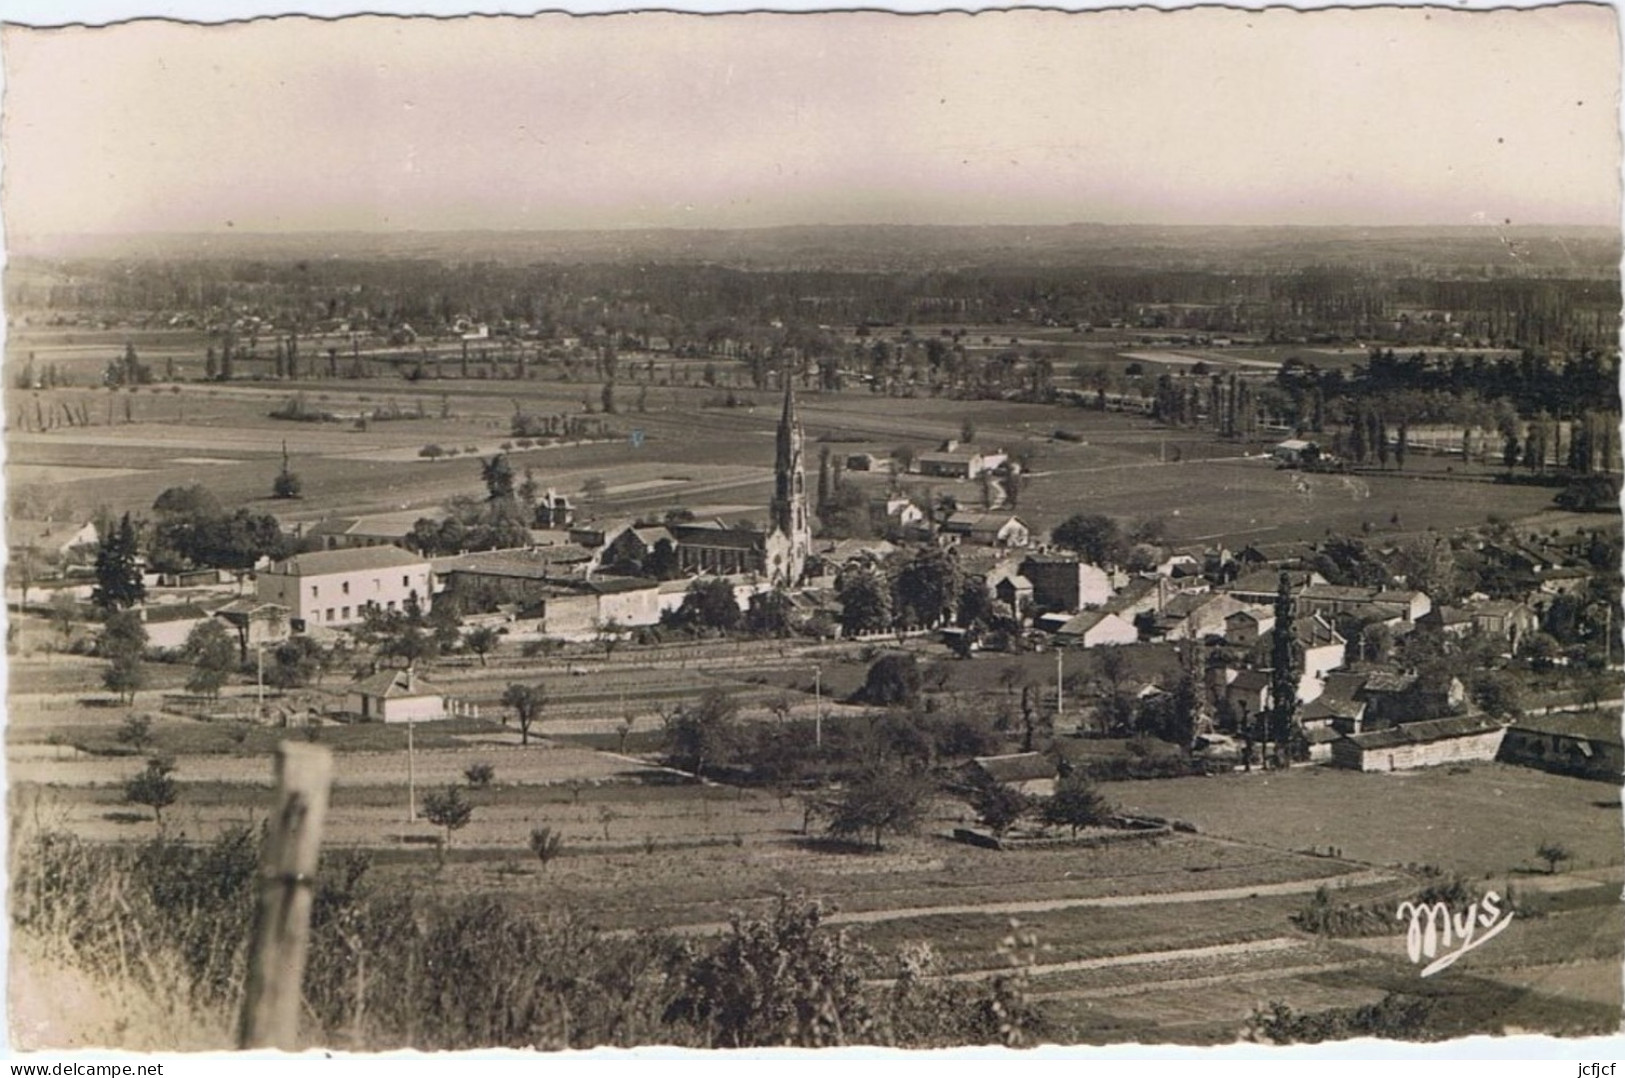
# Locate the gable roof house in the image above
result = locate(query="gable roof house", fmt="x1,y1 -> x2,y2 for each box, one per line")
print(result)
1051,609 -> 1138,649
1020,555 -> 1116,613
256,546 -> 433,629
940,511 -> 1031,549
1331,715 -> 1505,773
962,752 -> 1061,797
344,667 -> 475,724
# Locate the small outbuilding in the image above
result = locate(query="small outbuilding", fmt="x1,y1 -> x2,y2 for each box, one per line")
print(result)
963,752 -> 1060,797
346,667 -> 469,724
1330,715 -> 1505,773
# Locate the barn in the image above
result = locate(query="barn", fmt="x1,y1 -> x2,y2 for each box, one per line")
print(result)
1330,715 -> 1505,773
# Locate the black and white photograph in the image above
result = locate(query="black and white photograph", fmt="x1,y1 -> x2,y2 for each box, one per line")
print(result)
1,0 -> 1621,1057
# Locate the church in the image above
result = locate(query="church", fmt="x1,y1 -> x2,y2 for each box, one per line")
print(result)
673,375 -> 811,587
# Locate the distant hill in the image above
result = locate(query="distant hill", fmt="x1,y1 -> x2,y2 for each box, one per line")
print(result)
9,223 -> 1620,275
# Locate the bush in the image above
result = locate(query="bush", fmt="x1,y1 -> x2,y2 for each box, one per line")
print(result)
419,444 -> 445,460
464,762 -> 496,788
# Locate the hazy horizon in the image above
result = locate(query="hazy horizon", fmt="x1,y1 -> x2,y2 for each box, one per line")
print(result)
4,8 -> 1619,237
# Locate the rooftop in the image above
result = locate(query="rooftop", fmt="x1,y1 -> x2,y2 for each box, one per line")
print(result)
267,546 -> 427,576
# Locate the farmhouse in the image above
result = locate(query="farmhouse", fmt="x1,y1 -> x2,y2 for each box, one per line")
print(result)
1223,606 -> 1276,646
345,667 -> 475,724
534,488 -> 576,529
211,598 -> 292,660
1050,609 -> 1138,648
916,448 -> 1007,479
940,511 -> 1031,548
304,509 -> 437,551
1152,591 -> 1247,642
985,566 -> 1035,615
1497,712 -> 1623,783
869,495 -> 927,536
1465,599 -> 1538,649
1330,715 -> 1505,772
256,546 -> 433,629
8,519 -> 99,565
1224,569 -> 1327,606
963,752 -> 1060,796
1020,555 -> 1116,613
138,602 -> 214,651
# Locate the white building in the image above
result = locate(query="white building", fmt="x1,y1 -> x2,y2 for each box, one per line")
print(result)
346,667 -> 473,724
256,546 -> 433,629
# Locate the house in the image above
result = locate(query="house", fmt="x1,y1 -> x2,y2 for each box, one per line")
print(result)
1020,556 -> 1116,613
1101,576 -> 1161,621
1261,613 -> 1346,704
1217,668 -> 1272,728
845,453 -> 887,472
1416,605 -> 1474,639
963,752 -> 1060,797
304,509 -> 437,551
137,603 -> 214,651
870,495 -> 926,535
1223,606 -> 1276,647
8,519 -> 99,564
1153,591 -> 1247,642
1271,439 -> 1320,466
1467,600 -> 1538,651
940,511 -> 1031,549
1296,584 -> 1432,626
211,599 -> 292,661
915,448 -> 1008,479
1299,671 -> 1369,734
345,667 -> 473,724
256,546 -> 433,629
985,567 -> 1035,617
1498,712 -> 1624,783
1330,715 -> 1505,772
598,524 -> 676,575
436,549 -> 594,609
1051,610 -> 1138,648
1225,569 -> 1327,606
535,488 -> 576,529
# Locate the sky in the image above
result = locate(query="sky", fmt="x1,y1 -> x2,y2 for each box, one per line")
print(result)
0,4 -> 1620,235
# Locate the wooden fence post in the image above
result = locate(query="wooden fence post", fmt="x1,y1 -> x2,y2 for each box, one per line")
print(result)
238,741 -> 334,1051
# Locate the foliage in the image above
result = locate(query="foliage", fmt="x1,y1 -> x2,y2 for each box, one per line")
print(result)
464,762 -> 495,788
968,779 -> 1031,837
1536,840 -> 1572,874
125,756 -> 179,823
266,635 -> 327,690
272,467 -> 303,499
462,625 -> 501,666
663,688 -> 740,778
1040,773 -> 1114,836
116,712 -> 154,752
891,546 -> 962,629
92,512 -> 145,612
665,577 -> 743,634
501,682 -> 548,746
835,565 -> 892,637
858,652 -> 921,707
529,826 -> 566,868
181,619 -> 237,699
665,897 -> 874,1048
1247,994 -> 1435,1044
825,767 -> 932,850
147,486 -> 290,572
1050,513 -> 1125,566
421,786 -> 475,846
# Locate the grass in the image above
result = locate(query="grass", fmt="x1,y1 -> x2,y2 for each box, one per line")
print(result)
1102,762 -> 1625,877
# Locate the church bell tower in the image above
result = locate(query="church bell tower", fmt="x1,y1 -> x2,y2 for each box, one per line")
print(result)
769,374 -> 811,586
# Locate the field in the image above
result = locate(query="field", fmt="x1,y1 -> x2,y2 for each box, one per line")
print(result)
5,371 -> 1578,551
11,637 -> 1622,1048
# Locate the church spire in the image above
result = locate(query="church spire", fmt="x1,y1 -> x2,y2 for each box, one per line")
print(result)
769,369 -> 810,586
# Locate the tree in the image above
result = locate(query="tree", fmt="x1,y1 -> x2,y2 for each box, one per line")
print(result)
668,577 -> 743,634
1266,571 -> 1303,763
826,768 -> 932,850
835,565 -> 892,637
664,687 -> 739,779
116,712 -> 153,752
181,618 -> 236,700
892,547 -> 961,629
463,625 -> 501,667
125,756 -> 178,825
267,636 -> 326,690
101,610 -> 148,705
529,825 -> 565,869
272,441 -> 302,499
91,512 -> 145,612
1051,513 -> 1124,566
1041,774 -> 1114,837
421,785 -> 474,849
969,779 -> 1030,838
463,762 -> 495,788
501,682 -> 548,746
745,588 -> 795,638
480,453 -> 517,502
859,653 -> 921,707
1536,840 -> 1572,875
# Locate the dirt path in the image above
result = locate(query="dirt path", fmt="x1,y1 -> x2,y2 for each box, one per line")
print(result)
923,936 -> 1307,985
659,868 -> 1394,936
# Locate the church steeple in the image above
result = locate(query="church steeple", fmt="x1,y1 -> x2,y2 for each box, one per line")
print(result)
769,372 -> 810,586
